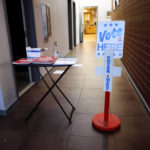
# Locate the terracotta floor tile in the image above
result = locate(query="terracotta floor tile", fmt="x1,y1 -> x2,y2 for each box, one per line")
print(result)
0,130 -> 27,150
110,97 -> 148,117
83,80 -> 103,88
19,134 -> 69,150
80,88 -> 104,99
28,112 -> 72,137
67,136 -> 116,150
76,100 -> 104,115
71,114 -> 115,138
115,117 -> 150,150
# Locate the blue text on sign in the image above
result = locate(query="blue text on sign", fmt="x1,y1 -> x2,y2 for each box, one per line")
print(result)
106,77 -> 110,91
97,43 -> 122,52
107,56 -> 110,73
99,28 -> 123,42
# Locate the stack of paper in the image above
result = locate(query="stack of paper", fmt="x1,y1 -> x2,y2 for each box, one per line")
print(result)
54,58 -> 78,65
13,56 -> 57,65
32,56 -> 57,64
12,58 -> 33,64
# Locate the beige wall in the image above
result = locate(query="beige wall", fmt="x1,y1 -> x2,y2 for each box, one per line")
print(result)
33,0 -> 69,57
0,0 -> 17,111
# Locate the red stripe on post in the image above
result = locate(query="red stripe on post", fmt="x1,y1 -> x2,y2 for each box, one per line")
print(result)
104,91 -> 110,121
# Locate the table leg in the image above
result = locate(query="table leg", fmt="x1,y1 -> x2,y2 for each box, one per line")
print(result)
25,65 -> 75,123
45,67 -> 75,110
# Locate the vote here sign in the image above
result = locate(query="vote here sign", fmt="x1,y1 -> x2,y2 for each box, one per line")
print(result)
96,21 -> 125,59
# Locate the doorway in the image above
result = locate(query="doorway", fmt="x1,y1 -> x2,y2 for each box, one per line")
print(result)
83,7 -> 98,43
4,0 -> 37,93
68,0 -> 73,50
68,0 -> 77,50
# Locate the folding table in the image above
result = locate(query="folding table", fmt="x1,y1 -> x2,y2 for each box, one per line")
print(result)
13,58 -> 77,123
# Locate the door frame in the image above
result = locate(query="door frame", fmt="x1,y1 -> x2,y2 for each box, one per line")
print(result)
73,2 -> 76,46
22,0 -> 37,48
68,0 -> 73,50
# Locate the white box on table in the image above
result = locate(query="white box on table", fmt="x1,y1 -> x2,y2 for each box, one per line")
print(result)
26,47 -> 46,58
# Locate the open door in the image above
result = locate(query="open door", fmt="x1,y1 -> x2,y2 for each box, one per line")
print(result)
83,7 -> 97,42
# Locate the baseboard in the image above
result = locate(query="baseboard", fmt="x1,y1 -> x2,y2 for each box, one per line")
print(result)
120,61 -> 150,115
18,82 -> 35,97
0,110 -> 7,116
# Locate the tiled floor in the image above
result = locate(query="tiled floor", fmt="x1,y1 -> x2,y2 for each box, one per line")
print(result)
1,34 -> 150,150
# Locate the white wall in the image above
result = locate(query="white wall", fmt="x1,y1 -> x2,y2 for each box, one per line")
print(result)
0,0 -> 17,111
33,0 -> 70,76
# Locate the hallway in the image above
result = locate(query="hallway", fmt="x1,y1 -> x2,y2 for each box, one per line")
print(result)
1,34 -> 150,150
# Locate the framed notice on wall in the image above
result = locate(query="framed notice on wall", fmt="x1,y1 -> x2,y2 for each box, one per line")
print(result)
112,0 -> 120,10
112,0 -> 116,10
116,0 -> 120,5
41,3 -> 52,39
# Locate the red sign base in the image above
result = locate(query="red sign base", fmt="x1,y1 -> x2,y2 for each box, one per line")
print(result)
92,113 -> 120,132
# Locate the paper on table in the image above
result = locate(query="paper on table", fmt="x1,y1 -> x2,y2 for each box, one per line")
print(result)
53,70 -> 64,74
13,56 -> 57,65
54,58 -> 78,65
12,58 -> 33,64
32,56 -> 57,64
73,64 -> 83,67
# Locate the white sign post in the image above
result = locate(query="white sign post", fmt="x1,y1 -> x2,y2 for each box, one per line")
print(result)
92,21 -> 125,132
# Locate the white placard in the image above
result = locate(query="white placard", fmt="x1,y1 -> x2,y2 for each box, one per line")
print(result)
26,47 -> 45,58
96,66 -> 122,77
96,49 -> 122,92
97,21 -> 125,59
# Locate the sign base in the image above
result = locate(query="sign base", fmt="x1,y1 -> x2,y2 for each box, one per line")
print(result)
92,113 -> 120,131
